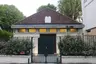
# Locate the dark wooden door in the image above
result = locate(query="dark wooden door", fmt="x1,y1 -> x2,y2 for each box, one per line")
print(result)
38,34 -> 56,54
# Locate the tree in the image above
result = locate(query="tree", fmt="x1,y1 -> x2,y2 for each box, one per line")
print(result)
0,30 -> 13,41
0,5 -> 24,31
37,4 -> 57,12
58,0 -> 82,21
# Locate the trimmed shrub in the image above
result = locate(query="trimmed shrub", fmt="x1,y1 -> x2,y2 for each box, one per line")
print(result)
0,38 -> 33,55
58,35 -> 85,56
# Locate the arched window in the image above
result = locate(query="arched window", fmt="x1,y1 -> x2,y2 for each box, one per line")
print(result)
45,16 -> 51,23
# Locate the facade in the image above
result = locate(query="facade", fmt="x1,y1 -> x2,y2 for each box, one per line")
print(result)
86,27 -> 96,35
11,8 -> 84,55
81,0 -> 96,30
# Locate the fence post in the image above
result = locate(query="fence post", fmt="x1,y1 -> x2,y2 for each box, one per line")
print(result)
57,57 -> 59,64
59,37 -> 62,64
60,50 -> 62,63
28,58 -> 30,64
31,37 -> 33,63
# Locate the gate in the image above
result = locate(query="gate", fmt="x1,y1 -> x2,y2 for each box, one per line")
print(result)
38,34 -> 56,54
30,34 -> 60,63
31,54 -> 60,63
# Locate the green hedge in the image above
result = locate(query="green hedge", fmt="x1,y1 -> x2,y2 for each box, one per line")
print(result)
58,35 -> 86,56
0,38 -> 32,55
58,35 -> 96,56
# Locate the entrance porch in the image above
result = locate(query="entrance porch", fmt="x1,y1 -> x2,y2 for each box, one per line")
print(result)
32,33 -> 63,55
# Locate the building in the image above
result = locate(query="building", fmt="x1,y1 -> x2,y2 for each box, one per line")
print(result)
86,27 -> 96,35
81,0 -> 96,30
11,8 -> 84,55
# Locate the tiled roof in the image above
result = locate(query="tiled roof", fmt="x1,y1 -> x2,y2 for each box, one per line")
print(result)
15,8 -> 81,25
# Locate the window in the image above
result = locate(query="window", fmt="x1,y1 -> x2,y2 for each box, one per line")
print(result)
45,16 -> 51,23
29,29 -> 36,33
19,28 -> 26,32
50,29 -> 56,33
60,29 -> 67,33
39,28 -> 46,33
70,28 -> 77,32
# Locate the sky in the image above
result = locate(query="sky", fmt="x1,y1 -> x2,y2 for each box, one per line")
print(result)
0,0 -> 59,17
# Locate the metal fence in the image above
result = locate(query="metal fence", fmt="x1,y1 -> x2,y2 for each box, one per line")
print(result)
0,37 -> 32,55
0,37 -> 60,63
1,35 -> 96,63
58,35 -> 96,63
59,35 -> 96,56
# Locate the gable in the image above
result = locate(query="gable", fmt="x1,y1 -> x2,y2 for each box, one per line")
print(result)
15,8 -> 80,25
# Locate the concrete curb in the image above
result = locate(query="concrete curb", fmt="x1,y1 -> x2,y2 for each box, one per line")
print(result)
62,56 -> 96,58
62,56 -> 96,63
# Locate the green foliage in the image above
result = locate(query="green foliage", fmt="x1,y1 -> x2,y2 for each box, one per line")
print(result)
58,0 -> 81,20
0,41 -> 7,54
58,35 -> 96,56
0,30 -> 13,41
0,4 -> 24,31
91,42 -> 96,55
37,4 -> 57,12
0,38 -> 32,55
84,41 -> 96,56
58,35 -> 85,55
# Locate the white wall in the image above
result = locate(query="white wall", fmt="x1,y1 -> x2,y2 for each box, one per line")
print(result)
82,0 -> 96,29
